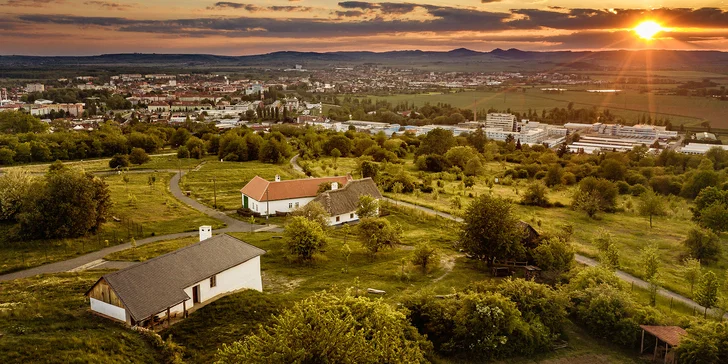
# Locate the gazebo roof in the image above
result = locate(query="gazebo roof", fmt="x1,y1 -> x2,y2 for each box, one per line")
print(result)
640,325 -> 688,347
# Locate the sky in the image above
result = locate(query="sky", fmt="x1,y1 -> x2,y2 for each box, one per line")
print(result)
1,0 -> 727,55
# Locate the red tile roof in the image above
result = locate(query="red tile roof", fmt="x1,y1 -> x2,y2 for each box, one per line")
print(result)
241,175 -> 352,202
639,325 -> 688,347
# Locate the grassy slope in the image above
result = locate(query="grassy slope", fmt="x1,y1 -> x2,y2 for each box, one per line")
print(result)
0,271 -> 161,363
181,160 -> 299,211
0,172 -> 221,275
0,153 -> 208,174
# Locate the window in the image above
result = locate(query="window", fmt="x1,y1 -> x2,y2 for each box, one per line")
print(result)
210,275 -> 217,288
350,213 -> 354,218
336,216 -> 340,222
289,203 -> 293,209
295,202 -> 300,208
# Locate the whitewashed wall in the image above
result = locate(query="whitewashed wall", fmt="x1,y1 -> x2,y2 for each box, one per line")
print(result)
329,211 -> 359,226
90,298 -> 127,322
244,196 -> 315,216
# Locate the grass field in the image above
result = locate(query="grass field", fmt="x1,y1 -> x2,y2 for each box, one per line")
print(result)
366,90 -> 727,127
0,153 -> 209,174
181,160 -> 299,211
0,172 -> 222,275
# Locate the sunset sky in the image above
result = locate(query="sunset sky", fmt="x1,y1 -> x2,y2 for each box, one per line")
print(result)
1,0 -> 727,55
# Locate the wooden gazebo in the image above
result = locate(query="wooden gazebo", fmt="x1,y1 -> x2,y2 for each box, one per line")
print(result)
639,325 -> 687,363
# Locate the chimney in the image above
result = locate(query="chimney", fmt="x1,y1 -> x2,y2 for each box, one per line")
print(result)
275,175 -> 281,182
331,182 -> 339,190
199,226 -> 212,241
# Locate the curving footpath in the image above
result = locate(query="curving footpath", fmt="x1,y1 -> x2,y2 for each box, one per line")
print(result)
291,155 -> 728,319
0,170 -> 278,282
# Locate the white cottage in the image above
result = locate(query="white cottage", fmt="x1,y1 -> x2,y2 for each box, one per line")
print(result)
240,175 -> 352,216
85,231 -> 265,327
311,178 -> 382,225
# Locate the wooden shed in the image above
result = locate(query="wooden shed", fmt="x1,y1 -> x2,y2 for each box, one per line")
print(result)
639,325 -> 687,363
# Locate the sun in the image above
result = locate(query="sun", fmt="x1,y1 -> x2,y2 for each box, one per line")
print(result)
634,21 -> 662,40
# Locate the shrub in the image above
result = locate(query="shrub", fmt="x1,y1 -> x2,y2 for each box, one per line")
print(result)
410,243 -> 439,273
616,181 -> 630,195
676,322 -> 728,363
497,278 -> 568,335
521,182 -> 550,207
109,153 -> 130,168
683,227 -> 721,262
129,148 -> 150,165
284,216 -> 327,261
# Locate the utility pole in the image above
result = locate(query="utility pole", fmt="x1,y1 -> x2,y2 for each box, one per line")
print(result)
213,178 -> 217,209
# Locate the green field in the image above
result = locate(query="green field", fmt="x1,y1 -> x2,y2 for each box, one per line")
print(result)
0,153 -> 209,175
367,90 -> 727,127
181,160 -> 299,211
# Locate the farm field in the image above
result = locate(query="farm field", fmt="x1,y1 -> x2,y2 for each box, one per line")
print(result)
0,152 -> 209,174
181,160 -> 299,211
365,90 -> 727,128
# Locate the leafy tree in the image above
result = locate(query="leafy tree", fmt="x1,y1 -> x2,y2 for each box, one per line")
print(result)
291,201 -> 330,231
355,194 -> 379,219
533,237 -> 574,273
681,170 -> 719,199
109,153 -> 130,168
641,244 -> 661,305
459,195 -> 525,266
0,169 -> 34,221
330,148 -> 342,166
323,134 -> 352,156
410,242 -> 439,273
0,110 -> 48,134
416,128 -> 455,157
682,257 -> 703,295
545,164 -> 562,187
357,217 -> 402,254
683,227 -> 721,262
17,170 -> 111,239
637,189 -> 667,228
594,230 -> 619,269
572,177 -> 618,218
284,216 -> 327,261
699,203 -> 728,233
217,291 -> 432,363
176,146 -> 190,159
0,147 -> 15,165
463,158 -> 483,176
521,182 -> 550,207
444,146 -> 478,170
360,160 -> 378,179
129,148 -> 150,165
259,138 -> 291,164
676,321 -> 728,364
497,278 -> 568,335
695,271 -> 720,318
185,136 -> 206,159
170,128 -> 191,147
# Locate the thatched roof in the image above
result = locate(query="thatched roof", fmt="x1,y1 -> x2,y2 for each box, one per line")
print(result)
312,178 -> 382,216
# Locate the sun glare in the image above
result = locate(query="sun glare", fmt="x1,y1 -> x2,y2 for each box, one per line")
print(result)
634,21 -> 662,40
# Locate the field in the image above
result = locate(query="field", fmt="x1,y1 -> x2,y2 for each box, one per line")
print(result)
0,153 -> 208,175
180,160 -> 299,211
0,172 -> 221,275
366,90 -> 728,128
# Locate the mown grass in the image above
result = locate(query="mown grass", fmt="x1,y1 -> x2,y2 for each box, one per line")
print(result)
0,271 -> 161,363
0,152 -> 208,174
181,160 -> 299,211
104,236 -> 199,262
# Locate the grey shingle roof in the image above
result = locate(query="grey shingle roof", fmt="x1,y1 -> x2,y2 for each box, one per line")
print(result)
89,234 -> 265,322
312,178 -> 382,216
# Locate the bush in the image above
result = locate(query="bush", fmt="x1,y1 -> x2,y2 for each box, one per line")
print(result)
630,184 -> 648,196
497,278 -> 568,335
177,146 -> 190,159
521,182 -> 550,207
129,148 -> 150,165
616,181 -> 630,195
683,227 -> 721,262
284,216 -> 327,261
676,322 -> 728,364
410,243 -> 439,273
109,153 -> 130,169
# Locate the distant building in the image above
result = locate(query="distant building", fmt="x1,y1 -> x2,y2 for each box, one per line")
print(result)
312,178 -> 382,225
485,113 -> 517,132
680,143 -> 728,155
85,230 -> 265,327
25,83 -> 45,93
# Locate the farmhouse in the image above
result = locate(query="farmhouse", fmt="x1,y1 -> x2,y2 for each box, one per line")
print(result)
311,177 -> 382,225
85,229 -> 265,327
240,175 -> 352,216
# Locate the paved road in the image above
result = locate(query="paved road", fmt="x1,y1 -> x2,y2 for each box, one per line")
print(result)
0,169 -> 279,282
290,155 -> 305,175
385,196 -> 728,319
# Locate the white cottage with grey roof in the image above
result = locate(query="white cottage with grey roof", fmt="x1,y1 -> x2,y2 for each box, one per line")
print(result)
85,233 -> 265,327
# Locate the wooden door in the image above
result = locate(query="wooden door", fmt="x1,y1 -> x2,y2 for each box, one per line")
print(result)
192,285 -> 200,304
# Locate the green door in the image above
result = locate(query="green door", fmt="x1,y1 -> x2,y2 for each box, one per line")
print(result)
244,195 -> 249,209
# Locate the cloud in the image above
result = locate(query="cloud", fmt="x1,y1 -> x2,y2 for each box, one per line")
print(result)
4,0 -> 63,6
207,2 -> 311,12
335,10 -> 365,18
83,1 -> 134,10
481,0 -> 502,3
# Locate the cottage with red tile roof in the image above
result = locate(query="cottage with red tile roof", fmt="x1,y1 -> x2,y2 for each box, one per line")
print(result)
240,174 -> 352,216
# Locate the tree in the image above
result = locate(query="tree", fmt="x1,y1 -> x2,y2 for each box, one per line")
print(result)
416,128 -> 455,157
637,189 -> 667,228
459,195 -> 525,266
699,203 -> 728,233
0,169 -> 34,221
410,242 -> 439,273
594,230 -> 619,269
284,216 -> 327,261
185,136 -> 206,159
695,271 -> 720,318
463,158 -> 483,176
357,217 -> 402,254
323,134 -> 352,156
521,182 -> 550,207
330,148 -> 342,166
291,201 -> 330,231
641,244 -> 661,305
17,170 -> 111,239
545,164 -> 562,187
533,237 -> 574,273
676,321 -> 728,363
682,257 -> 702,295
177,146 -> 190,159
572,177 -> 618,218
109,154 -> 130,169
355,194 -> 379,219
170,128 -> 191,147
683,227 -> 721,262
0,110 -> 48,134
216,291 -> 432,363
129,148 -> 150,165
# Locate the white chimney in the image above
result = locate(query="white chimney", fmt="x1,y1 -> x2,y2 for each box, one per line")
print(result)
199,226 -> 212,241
331,182 -> 339,190
275,175 -> 281,182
